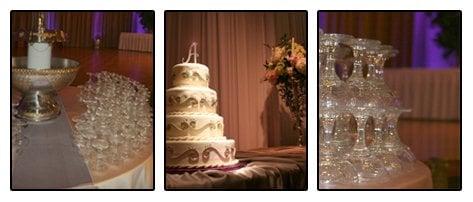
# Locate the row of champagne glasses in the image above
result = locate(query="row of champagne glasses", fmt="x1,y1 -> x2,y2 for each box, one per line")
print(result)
72,71 -> 153,172
318,29 -> 416,186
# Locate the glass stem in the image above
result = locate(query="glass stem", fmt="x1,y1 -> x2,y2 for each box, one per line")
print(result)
353,116 -> 368,151
385,111 -> 403,148
351,49 -> 364,80
366,63 -> 376,80
341,64 -> 349,81
322,116 -> 336,144
372,116 -> 385,147
324,46 -> 338,81
374,57 -> 386,83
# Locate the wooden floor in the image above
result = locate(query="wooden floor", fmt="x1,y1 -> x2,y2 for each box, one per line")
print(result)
12,47 -> 154,91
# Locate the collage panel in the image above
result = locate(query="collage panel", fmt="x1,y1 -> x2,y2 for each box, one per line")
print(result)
318,11 -> 461,190
11,10 -> 155,190
164,11 -> 308,190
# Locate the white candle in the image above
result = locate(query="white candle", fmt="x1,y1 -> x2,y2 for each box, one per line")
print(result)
27,42 -> 52,69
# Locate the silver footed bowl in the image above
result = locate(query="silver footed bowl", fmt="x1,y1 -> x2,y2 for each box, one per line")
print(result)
12,57 -> 80,122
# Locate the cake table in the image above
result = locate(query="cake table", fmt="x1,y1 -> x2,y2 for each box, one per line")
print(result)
166,146 -> 306,189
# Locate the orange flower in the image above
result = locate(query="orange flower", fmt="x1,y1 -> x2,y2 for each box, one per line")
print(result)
272,47 -> 286,63
265,70 -> 278,85
295,57 -> 306,74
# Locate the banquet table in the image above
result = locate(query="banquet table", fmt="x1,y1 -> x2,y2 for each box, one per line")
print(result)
166,146 -> 306,190
319,161 -> 433,189
118,32 -> 153,52
12,87 -> 153,189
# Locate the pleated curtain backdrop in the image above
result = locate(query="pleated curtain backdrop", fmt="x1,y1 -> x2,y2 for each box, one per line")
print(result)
11,12 -> 33,49
56,12 -> 94,48
12,12 -> 133,49
100,12 -> 133,48
11,12 -> 34,32
320,12 -> 414,68
165,12 -> 307,150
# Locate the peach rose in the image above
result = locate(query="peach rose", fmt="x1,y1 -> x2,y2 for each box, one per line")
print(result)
265,70 -> 278,85
287,55 -> 296,64
272,47 -> 286,63
295,57 -> 306,74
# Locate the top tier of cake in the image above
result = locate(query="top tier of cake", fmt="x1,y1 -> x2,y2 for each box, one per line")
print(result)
171,63 -> 209,87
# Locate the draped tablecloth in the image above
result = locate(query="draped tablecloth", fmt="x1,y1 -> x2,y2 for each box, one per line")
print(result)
166,146 -> 306,190
12,87 -> 153,189
118,32 -> 153,52
319,161 -> 433,189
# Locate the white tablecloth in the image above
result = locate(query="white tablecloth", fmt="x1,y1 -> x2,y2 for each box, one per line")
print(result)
319,161 -> 433,189
118,32 -> 153,52
75,155 -> 153,189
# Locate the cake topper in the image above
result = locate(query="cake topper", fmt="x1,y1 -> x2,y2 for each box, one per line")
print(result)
182,42 -> 199,63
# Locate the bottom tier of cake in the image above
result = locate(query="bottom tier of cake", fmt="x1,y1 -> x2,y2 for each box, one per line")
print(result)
166,139 -> 239,168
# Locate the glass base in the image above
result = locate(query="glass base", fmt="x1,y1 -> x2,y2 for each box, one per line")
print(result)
319,157 -> 358,185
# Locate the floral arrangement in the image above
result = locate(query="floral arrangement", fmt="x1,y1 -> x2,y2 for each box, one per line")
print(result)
264,35 -> 307,145
264,35 -> 307,85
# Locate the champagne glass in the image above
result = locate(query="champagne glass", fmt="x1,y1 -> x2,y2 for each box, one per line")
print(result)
319,33 -> 358,184
91,137 -> 110,171
319,33 -> 355,152
345,38 -> 388,182
363,44 -> 385,151
364,45 -> 405,175
384,108 -> 416,171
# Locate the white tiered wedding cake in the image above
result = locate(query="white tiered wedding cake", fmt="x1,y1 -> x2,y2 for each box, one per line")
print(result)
166,43 -> 238,169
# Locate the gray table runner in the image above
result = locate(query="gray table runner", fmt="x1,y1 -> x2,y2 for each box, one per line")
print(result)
12,101 -> 92,189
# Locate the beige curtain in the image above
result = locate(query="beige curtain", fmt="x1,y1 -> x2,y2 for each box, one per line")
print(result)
165,12 -> 307,150
384,68 -> 460,121
101,12 -> 133,48
56,12 -> 94,48
11,12 -> 34,32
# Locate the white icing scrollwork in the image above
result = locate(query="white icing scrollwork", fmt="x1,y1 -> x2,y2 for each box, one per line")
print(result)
166,120 -> 222,136
168,95 -> 217,110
